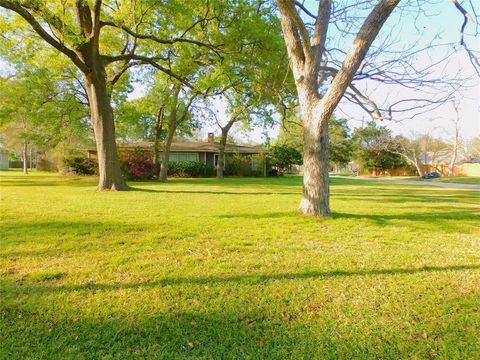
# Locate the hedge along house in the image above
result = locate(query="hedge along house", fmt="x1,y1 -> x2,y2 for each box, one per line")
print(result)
87,134 -> 268,176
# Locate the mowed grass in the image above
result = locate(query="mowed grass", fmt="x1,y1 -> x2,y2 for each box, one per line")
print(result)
396,176 -> 480,185
426,176 -> 480,185
1,170 -> 479,359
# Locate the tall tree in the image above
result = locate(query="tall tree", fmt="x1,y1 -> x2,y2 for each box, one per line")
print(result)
0,69 -> 88,173
380,135 -> 425,176
0,0 -> 223,190
200,0 -> 290,178
275,0 -> 469,216
159,85 -> 196,182
352,122 -> 405,172
276,0 -> 400,216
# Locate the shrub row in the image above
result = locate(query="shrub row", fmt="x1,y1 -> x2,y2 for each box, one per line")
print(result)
61,153 -> 269,179
168,161 -> 215,178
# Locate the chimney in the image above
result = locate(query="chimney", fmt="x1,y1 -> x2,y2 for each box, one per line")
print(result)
207,132 -> 214,143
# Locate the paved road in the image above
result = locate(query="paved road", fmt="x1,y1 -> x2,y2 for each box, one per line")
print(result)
333,176 -> 480,190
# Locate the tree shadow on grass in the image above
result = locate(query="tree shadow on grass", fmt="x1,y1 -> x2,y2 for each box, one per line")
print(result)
1,303 -> 318,359
218,209 -> 479,224
332,192 -> 479,204
3,266 -> 479,359
334,210 -> 480,226
218,211 -> 297,219
7,263 -> 480,296
130,187 -> 300,196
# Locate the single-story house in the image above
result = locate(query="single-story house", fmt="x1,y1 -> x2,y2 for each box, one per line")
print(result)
419,151 -> 480,176
87,134 -> 268,176
0,148 -> 9,170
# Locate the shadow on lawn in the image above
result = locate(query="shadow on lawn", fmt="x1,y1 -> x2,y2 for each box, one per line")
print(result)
218,209 -> 479,227
9,264 -> 480,295
0,302 -> 318,359
334,210 -> 480,224
332,192 -> 479,204
3,267 -> 479,359
130,187 -> 299,195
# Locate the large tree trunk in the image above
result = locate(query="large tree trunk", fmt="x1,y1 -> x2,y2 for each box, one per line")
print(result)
277,0 -> 399,217
85,71 -> 127,191
29,146 -> 33,169
23,141 -> 28,175
216,133 -> 227,178
159,125 -> 175,182
159,85 -> 181,182
299,98 -> 331,217
153,105 -> 164,179
216,124 -> 233,179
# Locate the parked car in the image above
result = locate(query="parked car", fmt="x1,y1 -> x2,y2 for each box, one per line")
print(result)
421,172 -> 441,179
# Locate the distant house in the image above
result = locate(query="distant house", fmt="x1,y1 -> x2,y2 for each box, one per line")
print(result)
87,134 -> 268,176
419,151 -> 480,176
0,148 -> 9,170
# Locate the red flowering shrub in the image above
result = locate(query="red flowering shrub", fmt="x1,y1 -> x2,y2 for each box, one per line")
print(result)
120,149 -> 156,180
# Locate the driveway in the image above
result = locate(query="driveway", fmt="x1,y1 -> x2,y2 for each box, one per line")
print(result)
333,176 -> 480,190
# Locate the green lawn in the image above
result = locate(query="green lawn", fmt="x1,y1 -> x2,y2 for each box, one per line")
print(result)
394,176 -> 480,185
425,176 -> 480,185
1,170 -> 479,359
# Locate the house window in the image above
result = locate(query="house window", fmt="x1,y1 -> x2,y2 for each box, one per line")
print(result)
214,154 -> 219,167
168,152 -> 198,162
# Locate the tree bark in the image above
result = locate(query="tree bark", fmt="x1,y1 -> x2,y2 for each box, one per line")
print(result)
153,104 -> 164,179
85,70 -> 128,190
216,123 -> 234,178
29,146 -> 33,169
160,121 -> 176,182
23,141 -> 28,175
299,96 -> 331,217
159,86 -> 181,182
277,0 -> 400,217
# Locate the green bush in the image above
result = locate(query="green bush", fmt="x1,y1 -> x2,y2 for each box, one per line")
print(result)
225,154 -> 252,176
36,157 -> 58,172
225,153 -> 264,177
268,144 -> 302,174
168,161 -> 214,177
61,156 -> 98,176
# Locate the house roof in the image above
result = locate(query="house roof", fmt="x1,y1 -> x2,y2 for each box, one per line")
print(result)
458,156 -> 480,164
88,141 -> 267,154
418,151 -> 479,165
